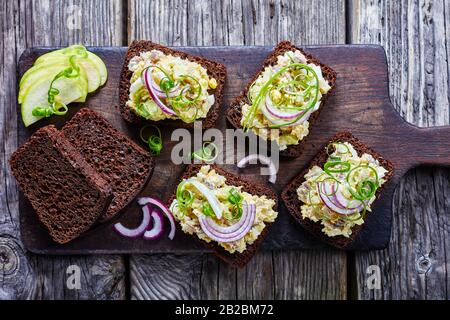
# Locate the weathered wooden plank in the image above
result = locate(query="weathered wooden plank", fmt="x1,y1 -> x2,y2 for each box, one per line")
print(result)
0,0 -> 126,299
350,0 -> 450,299
128,0 -> 347,300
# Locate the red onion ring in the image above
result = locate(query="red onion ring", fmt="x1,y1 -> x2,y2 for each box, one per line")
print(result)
317,182 -> 362,215
265,95 -> 305,120
114,205 -> 152,238
143,68 -> 177,116
138,197 -> 176,240
143,209 -> 165,240
151,81 -> 181,99
198,202 -> 256,243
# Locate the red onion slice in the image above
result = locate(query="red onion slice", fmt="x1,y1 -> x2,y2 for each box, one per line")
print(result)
317,182 -> 360,215
143,209 -> 164,240
237,154 -> 277,184
138,197 -> 176,240
143,68 -> 177,116
204,203 -> 252,234
114,205 -> 151,238
151,82 -> 181,98
260,99 -> 319,127
332,183 -> 364,210
198,203 -> 256,243
265,95 -> 305,120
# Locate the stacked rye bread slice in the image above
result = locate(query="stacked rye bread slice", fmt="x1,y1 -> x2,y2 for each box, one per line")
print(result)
10,108 -> 154,243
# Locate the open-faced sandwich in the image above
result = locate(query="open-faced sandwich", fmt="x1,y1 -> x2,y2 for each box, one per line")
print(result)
281,132 -> 394,248
227,41 -> 336,157
119,40 -> 227,128
168,164 -> 278,267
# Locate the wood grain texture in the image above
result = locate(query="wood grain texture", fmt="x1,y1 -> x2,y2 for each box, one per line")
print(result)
0,0 -> 126,300
128,0 -> 347,300
349,0 -> 450,299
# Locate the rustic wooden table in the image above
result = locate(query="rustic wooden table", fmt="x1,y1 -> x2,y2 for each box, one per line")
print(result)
1,0 -> 449,300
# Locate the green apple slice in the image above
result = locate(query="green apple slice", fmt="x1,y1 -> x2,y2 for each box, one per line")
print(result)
22,76 -> 85,127
19,62 -> 89,104
35,46 -> 107,85
32,56 -> 101,93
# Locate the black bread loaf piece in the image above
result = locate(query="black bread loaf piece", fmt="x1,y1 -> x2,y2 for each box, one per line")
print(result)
168,164 -> 278,268
119,40 -> 227,129
9,125 -> 112,244
61,108 -> 154,222
281,131 -> 394,248
227,40 -> 337,158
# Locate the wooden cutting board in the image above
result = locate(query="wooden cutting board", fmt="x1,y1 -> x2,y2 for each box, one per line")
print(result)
17,45 -> 450,254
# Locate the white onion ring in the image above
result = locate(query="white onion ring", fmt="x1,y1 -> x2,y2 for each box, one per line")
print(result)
185,179 -> 223,219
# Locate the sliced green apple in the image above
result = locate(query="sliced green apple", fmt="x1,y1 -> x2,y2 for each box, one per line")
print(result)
32,56 -> 101,93
35,46 -> 107,85
22,76 -> 85,127
19,62 -> 89,104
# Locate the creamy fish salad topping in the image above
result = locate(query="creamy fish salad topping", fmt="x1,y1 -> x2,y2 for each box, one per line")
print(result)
241,50 -> 331,150
296,142 -> 388,238
127,50 -> 217,123
170,165 -> 278,253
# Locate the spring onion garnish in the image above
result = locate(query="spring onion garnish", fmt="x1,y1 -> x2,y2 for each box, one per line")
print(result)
242,63 -> 320,131
142,65 -> 203,122
326,141 -> 350,156
306,142 -> 382,221
175,181 -> 194,216
202,201 -> 215,217
346,165 -> 379,201
32,100 -> 68,117
324,161 -> 351,174
140,124 -> 163,155
32,53 -> 84,118
168,75 -> 202,109
191,141 -> 218,162
227,188 -> 243,220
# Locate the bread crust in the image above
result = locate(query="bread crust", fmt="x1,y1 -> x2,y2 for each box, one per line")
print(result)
226,40 -> 337,158
9,125 -> 112,244
119,40 -> 227,129
281,131 -> 394,248
61,108 -> 155,222
168,164 -> 278,268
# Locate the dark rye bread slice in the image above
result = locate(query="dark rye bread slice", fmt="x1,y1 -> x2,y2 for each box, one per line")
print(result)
9,125 -> 112,244
61,108 -> 155,222
168,164 -> 278,268
119,40 -> 227,129
281,132 -> 394,249
226,40 -> 337,158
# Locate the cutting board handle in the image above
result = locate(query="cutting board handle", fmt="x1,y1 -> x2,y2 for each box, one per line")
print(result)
408,125 -> 450,168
